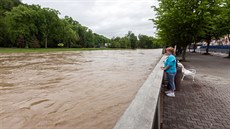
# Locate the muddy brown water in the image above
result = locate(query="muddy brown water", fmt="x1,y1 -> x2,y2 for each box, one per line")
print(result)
0,49 -> 162,129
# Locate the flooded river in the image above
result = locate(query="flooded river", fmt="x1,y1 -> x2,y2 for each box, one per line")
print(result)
0,49 -> 162,129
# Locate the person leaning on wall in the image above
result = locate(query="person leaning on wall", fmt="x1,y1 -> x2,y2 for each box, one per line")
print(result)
161,47 -> 177,97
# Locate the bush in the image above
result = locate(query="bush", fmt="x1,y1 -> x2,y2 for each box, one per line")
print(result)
57,43 -> 64,47
30,37 -> 40,48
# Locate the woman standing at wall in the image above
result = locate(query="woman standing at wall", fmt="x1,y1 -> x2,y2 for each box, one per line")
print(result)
161,47 -> 177,97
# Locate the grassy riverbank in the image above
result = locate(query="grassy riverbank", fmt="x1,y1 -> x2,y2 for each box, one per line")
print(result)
0,48 -> 121,53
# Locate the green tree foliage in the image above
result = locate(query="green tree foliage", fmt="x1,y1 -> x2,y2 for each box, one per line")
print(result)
0,1 -> 109,48
138,35 -> 163,49
59,18 -> 79,48
154,0 -> 229,60
110,37 -> 122,48
198,0 -> 223,54
0,0 -> 21,12
6,5 -> 38,48
0,0 -> 21,47
109,32 -> 162,49
84,29 -> 95,48
120,37 -> 131,48
1,0 -> 161,49
38,7 -> 60,48
127,31 -> 138,49
220,0 -> 230,57
222,0 -> 230,38
110,32 -> 133,49
94,33 -> 109,48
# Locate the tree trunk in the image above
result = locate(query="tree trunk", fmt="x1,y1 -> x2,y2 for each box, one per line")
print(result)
25,42 -> 29,48
223,34 -> 230,58
228,34 -> 230,57
193,42 -> 196,53
67,42 -> 70,48
174,45 -> 177,56
206,40 -> 211,54
228,34 -> 230,42
45,37 -> 48,48
182,46 -> 187,61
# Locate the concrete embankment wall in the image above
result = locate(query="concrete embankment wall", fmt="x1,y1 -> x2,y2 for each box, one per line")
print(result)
113,56 -> 165,129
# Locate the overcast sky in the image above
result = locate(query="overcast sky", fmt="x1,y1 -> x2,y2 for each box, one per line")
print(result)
22,0 -> 158,38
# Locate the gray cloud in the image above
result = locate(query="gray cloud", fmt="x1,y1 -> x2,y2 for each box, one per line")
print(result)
22,0 -> 158,38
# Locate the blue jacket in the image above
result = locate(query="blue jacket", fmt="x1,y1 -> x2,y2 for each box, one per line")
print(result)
164,54 -> 177,74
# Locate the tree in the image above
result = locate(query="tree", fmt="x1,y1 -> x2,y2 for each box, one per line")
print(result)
30,35 -> 40,48
84,29 -> 95,48
138,34 -> 163,49
153,0 -> 225,61
154,0 -> 196,60
110,37 -> 121,48
221,0 -> 230,57
38,7 -> 60,48
59,18 -> 79,48
0,0 -> 21,47
94,33 -> 109,48
77,25 -> 88,48
120,36 -> 131,48
6,4 -> 39,48
0,0 -> 21,12
198,0 -> 223,54
1,1 -> 111,49
127,31 -> 137,49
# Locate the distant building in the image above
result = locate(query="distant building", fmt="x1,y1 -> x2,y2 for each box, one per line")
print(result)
203,35 -> 230,46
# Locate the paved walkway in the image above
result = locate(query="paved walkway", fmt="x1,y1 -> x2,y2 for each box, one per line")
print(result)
163,53 -> 230,129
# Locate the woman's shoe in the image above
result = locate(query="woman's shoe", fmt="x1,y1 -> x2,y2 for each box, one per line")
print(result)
166,92 -> 175,97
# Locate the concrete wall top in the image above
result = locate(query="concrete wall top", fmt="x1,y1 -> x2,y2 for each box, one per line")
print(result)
113,55 -> 165,129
